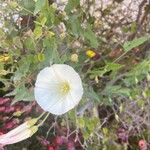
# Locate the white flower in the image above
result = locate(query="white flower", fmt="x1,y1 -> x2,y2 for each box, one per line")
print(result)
34,64 -> 83,115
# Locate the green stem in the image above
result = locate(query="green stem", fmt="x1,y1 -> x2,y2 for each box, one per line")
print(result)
37,111 -> 46,120
38,113 -> 50,127
113,51 -> 128,63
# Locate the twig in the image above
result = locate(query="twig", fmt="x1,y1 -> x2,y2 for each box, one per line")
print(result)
46,116 -> 57,138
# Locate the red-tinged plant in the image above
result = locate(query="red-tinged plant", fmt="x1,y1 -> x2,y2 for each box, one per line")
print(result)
37,136 -> 49,146
4,119 -> 19,129
53,136 -> 64,146
48,145 -> 55,150
67,141 -> 75,150
4,106 -> 15,113
0,107 -> 5,112
0,98 -> 10,105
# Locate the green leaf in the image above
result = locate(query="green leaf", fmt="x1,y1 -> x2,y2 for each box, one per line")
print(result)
79,117 -> 99,139
69,15 -> 82,37
77,117 -> 85,128
34,26 -> 42,39
24,37 -> 35,51
145,88 -> 150,96
86,117 -> 99,132
8,1 -> 18,8
104,85 -> 131,97
34,16 -> 47,27
123,35 -> 150,52
13,55 -> 33,83
41,17 -> 47,26
83,25 -> 98,48
86,86 -> 101,102
137,99 -> 145,108
43,36 -> 61,64
18,0 -> 35,14
40,4 -> 56,26
14,87 -> 34,103
6,85 -> 34,104
130,22 -> 137,33
65,0 -> 80,14
124,58 -> 150,86
13,37 -> 23,49
89,63 -> 123,78
34,0 -> 46,15
122,26 -> 129,33
106,62 -> 124,71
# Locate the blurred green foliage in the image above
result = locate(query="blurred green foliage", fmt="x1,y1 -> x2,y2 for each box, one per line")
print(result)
0,0 -> 150,149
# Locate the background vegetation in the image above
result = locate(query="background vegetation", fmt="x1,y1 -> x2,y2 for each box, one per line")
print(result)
0,0 -> 150,149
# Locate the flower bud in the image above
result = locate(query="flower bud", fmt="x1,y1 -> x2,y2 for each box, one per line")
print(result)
29,126 -> 38,136
0,118 -> 38,140
70,54 -> 78,63
0,126 -> 38,145
13,111 -> 22,117
72,41 -> 81,49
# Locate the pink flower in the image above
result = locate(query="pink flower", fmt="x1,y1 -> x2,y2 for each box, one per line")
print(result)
138,139 -> 147,150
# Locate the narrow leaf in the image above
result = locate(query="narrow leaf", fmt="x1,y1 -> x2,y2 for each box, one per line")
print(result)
34,0 -> 46,15
123,35 -> 150,52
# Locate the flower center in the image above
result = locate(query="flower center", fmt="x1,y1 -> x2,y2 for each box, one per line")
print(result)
59,82 -> 70,95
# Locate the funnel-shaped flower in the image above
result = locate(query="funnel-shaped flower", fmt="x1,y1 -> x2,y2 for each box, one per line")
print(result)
0,126 -> 38,145
0,118 -> 37,140
0,119 -> 38,146
34,64 -> 83,115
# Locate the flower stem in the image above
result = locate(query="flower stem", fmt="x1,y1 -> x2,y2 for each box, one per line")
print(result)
37,111 -> 46,120
38,113 -> 50,127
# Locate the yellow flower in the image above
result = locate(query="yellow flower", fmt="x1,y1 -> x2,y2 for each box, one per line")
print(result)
86,50 -> 96,58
